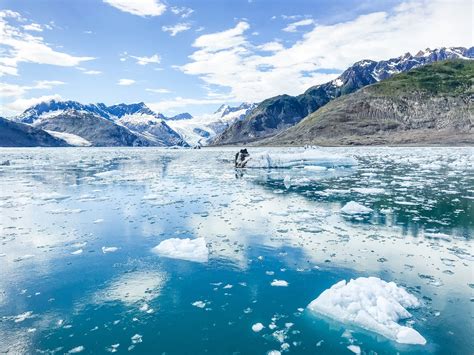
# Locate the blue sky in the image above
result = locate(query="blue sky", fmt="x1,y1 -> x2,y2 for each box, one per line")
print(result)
0,0 -> 471,117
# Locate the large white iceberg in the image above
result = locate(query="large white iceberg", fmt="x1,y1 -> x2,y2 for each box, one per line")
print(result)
243,150 -> 357,169
307,277 -> 426,345
152,237 -> 208,262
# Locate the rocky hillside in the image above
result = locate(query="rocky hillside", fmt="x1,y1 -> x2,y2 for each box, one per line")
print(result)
213,47 -> 473,145
262,60 -> 473,146
0,117 -> 69,147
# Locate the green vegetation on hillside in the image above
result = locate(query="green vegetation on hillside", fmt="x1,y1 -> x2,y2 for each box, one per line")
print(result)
370,59 -> 474,96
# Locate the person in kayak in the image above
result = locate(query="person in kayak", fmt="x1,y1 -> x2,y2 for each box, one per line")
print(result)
235,148 -> 250,168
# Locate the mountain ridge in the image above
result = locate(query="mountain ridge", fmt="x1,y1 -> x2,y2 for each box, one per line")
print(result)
212,46 -> 473,145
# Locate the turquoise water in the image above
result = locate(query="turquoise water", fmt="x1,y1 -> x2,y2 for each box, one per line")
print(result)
0,147 -> 472,354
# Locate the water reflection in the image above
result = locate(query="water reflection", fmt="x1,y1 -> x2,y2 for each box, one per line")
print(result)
0,147 -> 472,354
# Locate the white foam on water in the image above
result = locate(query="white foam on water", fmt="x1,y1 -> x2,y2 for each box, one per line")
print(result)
152,237 -> 208,262
307,277 -> 426,345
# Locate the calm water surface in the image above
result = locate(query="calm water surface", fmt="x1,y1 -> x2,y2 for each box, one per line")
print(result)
0,147 -> 473,354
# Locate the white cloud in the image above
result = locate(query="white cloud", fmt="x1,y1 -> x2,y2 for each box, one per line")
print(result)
162,23 -> 191,36
146,88 -> 171,94
283,18 -> 314,32
130,54 -> 161,65
180,0 -> 472,104
257,41 -> 285,52
23,23 -> 43,32
0,10 -> 94,77
0,80 -> 64,98
103,0 -> 166,17
193,21 -> 249,51
117,79 -> 136,86
4,94 -> 62,113
83,70 -> 102,75
170,6 -> 194,18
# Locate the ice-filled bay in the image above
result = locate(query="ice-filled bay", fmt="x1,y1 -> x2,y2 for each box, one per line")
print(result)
0,147 -> 472,354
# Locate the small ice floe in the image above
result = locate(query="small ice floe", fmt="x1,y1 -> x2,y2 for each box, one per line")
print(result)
304,165 -> 327,171
347,345 -> 361,354
424,232 -> 451,242
105,343 -> 120,353
252,322 -> 264,332
152,237 -> 208,263
340,201 -> 373,215
192,301 -> 207,308
352,187 -> 385,195
102,246 -> 119,254
131,334 -> 143,344
267,350 -> 281,355
13,254 -> 34,262
13,311 -> 33,323
93,219 -> 104,224
71,249 -> 83,255
223,284 -> 233,289
241,150 -> 357,169
67,346 -> 85,353
307,277 -> 426,345
271,280 -> 289,287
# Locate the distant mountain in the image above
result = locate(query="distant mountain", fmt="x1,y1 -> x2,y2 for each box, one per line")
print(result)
32,110 -> 151,147
263,60 -> 474,146
12,100 -> 187,147
213,46 -> 474,145
0,117 -> 70,147
167,103 -> 257,146
166,112 -> 193,121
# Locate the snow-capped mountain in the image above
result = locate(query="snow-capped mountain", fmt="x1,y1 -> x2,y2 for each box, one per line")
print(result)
12,100 -> 187,147
214,46 -> 474,145
166,103 -> 257,146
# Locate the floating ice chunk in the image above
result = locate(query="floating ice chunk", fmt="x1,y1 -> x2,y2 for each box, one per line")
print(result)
152,237 -> 208,263
93,219 -> 104,224
243,150 -> 357,169
131,334 -> 142,344
347,345 -> 361,354
102,246 -> 119,254
192,301 -> 206,308
352,188 -> 385,195
307,277 -> 426,345
267,351 -> 281,355
304,165 -> 327,171
13,254 -> 34,262
252,323 -> 264,332
71,249 -> 83,255
13,311 -> 33,323
67,346 -> 85,353
340,201 -> 373,215
271,279 -> 289,287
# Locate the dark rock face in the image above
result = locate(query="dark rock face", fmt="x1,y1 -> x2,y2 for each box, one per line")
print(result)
0,117 -> 69,147
213,47 -> 473,145
33,111 -> 150,147
262,60 -> 474,146
166,113 -> 193,121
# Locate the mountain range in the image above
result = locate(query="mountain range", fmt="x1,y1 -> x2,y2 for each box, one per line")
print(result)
263,60 -> 473,146
1,46 -> 472,148
212,46 -> 473,145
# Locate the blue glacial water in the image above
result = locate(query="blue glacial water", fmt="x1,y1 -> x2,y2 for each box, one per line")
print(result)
0,147 -> 472,354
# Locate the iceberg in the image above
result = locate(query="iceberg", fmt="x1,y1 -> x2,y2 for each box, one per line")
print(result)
307,277 -> 426,345
340,201 -> 373,215
152,237 -> 208,262
243,150 -> 357,169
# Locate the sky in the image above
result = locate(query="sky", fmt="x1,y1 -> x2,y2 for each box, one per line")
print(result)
0,0 -> 472,117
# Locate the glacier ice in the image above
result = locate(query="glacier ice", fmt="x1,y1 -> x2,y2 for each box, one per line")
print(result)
307,277 -> 426,345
